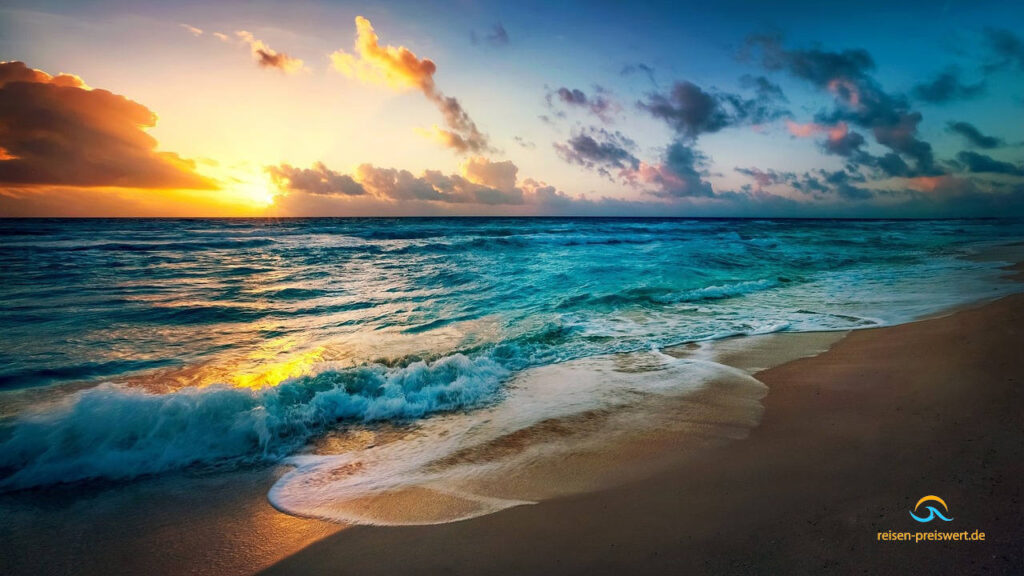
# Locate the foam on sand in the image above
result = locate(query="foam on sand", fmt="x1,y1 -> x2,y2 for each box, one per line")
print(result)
268,349 -> 772,525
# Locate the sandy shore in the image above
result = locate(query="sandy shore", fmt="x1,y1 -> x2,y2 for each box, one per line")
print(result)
259,293 -> 1024,575
2,285 -> 1021,575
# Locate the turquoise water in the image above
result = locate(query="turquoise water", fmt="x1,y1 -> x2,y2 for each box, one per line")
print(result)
0,217 -> 1021,490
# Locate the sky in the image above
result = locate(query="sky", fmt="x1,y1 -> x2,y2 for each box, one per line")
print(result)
1,0 -> 1023,217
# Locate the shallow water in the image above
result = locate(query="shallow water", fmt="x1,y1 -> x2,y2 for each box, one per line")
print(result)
0,218 -> 1021,499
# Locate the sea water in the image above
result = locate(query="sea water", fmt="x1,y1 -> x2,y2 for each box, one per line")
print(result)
0,218 -> 1021,504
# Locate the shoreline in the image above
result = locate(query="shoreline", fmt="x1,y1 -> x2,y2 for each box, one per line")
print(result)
1,270 -> 1021,574
258,292 -> 1024,575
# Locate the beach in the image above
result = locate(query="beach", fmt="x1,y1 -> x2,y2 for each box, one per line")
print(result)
6,1 -> 1024,572
258,291 -> 1024,575
2,280 -> 1019,575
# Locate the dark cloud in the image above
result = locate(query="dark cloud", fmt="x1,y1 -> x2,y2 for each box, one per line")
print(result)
983,27 -> 1024,72
638,79 -> 787,139
627,140 -> 714,198
736,166 -> 872,201
785,120 -> 867,158
869,111 -> 936,173
266,162 -> 366,196
824,129 -> 867,157
546,86 -> 619,123
911,69 -> 985,103
947,121 -> 1004,149
876,153 -> 914,177
739,74 -> 787,103
735,167 -> 790,190
752,35 -> 875,86
955,151 -> 1024,176
749,36 -> 938,176
471,24 -> 509,47
0,61 -> 215,190
554,129 -> 639,179
639,81 -> 730,138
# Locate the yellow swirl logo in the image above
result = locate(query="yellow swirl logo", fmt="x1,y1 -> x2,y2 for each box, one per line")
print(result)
910,495 -> 953,523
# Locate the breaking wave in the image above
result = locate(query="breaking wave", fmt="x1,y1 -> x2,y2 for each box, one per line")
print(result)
0,354 -> 507,491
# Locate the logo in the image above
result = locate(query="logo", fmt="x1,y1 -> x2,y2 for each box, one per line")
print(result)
910,495 -> 953,523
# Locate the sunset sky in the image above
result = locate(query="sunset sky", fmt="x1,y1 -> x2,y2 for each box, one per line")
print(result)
1,0 -> 1023,217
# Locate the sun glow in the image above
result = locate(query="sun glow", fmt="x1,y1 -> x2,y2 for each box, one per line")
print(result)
196,164 -> 279,209
231,173 -> 278,207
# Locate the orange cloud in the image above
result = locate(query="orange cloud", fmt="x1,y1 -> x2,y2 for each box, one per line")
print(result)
906,175 -> 949,193
331,17 -> 490,153
330,16 -> 436,91
460,157 -> 518,191
785,119 -> 848,141
0,61 -> 215,190
236,31 -> 306,74
827,78 -> 862,108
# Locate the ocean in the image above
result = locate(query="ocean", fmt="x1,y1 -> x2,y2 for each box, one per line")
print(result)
0,217 -> 1021,522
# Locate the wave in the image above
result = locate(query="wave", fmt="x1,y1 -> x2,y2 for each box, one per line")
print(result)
0,354 -> 507,491
6,238 -> 281,252
0,359 -> 180,390
557,279 -> 780,310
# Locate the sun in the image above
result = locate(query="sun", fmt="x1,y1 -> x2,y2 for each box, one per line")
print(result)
200,165 -> 279,208
236,176 -> 277,207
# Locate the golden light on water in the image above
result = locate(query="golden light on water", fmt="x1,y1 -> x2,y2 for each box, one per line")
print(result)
231,347 -> 325,389
228,334 -> 326,389
156,336 -> 328,391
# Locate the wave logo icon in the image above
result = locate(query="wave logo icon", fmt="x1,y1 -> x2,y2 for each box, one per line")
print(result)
910,495 -> 953,523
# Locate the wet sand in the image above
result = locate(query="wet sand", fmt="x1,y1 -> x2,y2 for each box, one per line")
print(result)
261,293 -> 1024,575
0,466 -> 342,576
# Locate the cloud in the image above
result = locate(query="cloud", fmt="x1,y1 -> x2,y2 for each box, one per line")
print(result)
736,166 -> 872,201
460,156 -> 518,191
955,151 -> 1024,176
331,16 -> 490,153
265,162 -> 366,196
512,136 -> 535,149
638,79 -> 787,139
785,120 -> 866,157
739,74 -> 787,103
180,24 -> 203,37
749,35 -> 938,176
947,121 -> 1004,149
265,158 -> 744,217
268,157 -> 526,208
983,27 -> 1024,72
554,129 -> 639,179
620,63 -> 657,86
0,61 -> 214,190
236,31 -> 306,74
625,140 -> 714,198
547,86 -> 619,123
421,93 -> 491,154
911,68 -> 985,103
471,24 -> 509,47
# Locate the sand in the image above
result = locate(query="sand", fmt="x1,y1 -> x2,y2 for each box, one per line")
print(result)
260,293 -> 1024,575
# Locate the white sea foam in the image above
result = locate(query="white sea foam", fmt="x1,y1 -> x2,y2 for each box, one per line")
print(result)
0,354 -> 507,490
268,350 -> 768,525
